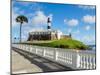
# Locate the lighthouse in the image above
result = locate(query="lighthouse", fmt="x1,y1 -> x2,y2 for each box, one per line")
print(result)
47,17 -> 51,30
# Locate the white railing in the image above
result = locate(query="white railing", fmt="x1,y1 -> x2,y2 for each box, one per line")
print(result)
12,44 -> 96,70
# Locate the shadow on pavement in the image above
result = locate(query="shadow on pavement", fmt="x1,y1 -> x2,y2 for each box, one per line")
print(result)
12,47 -> 73,73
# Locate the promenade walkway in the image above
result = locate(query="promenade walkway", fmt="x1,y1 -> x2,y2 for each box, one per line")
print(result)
12,47 -> 72,74
12,50 -> 42,74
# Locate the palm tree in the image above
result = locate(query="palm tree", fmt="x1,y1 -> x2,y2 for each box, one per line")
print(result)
16,15 -> 28,43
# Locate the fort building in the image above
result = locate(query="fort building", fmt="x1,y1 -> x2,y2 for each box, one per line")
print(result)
27,17 -> 71,41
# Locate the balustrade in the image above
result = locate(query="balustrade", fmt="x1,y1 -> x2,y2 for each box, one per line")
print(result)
12,44 -> 96,70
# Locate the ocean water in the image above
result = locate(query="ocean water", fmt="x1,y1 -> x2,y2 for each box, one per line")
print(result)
87,45 -> 96,53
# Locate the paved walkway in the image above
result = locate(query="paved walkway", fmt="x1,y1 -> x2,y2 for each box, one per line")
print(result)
12,48 -> 72,74
12,50 -> 42,74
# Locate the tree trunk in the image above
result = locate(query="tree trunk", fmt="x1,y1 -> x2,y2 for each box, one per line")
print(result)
20,23 -> 22,43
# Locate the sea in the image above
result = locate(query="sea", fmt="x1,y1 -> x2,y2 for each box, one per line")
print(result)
87,45 -> 96,53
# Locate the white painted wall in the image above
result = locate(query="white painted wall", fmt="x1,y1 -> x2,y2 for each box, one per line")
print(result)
56,30 -> 63,40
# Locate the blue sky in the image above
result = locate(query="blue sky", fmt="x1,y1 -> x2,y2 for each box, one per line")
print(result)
12,0 -> 96,45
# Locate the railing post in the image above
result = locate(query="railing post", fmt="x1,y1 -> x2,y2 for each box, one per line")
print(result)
93,57 -> 96,69
89,56 -> 92,69
43,48 -> 46,57
72,50 -> 80,69
86,56 -> 89,69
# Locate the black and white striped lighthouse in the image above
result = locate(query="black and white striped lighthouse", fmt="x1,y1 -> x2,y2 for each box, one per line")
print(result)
47,17 -> 51,30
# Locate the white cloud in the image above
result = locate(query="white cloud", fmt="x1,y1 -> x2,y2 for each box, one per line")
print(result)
73,30 -> 80,34
31,3 -> 43,11
12,6 -> 33,27
12,11 -> 19,27
12,11 -> 28,27
12,5 -> 22,27
78,5 -> 95,9
67,28 -> 72,33
73,35 -> 95,45
85,25 -> 91,30
64,19 -> 79,26
82,36 -> 95,45
29,28 -> 44,32
32,11 -> 53,26
82,15 -> 95,24
67,28 -> 80,35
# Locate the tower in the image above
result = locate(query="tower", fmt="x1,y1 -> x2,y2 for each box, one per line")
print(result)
47,17 -> 51,30
69,33 -> 72,38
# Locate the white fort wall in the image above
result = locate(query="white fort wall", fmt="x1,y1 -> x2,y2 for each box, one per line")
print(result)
12,44 -> 96,70
56,30 -> 63,40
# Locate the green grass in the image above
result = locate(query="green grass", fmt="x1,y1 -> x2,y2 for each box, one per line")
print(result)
19,39 -> 90,50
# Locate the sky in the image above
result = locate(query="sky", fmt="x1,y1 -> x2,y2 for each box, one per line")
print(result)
12,0 -> 96,45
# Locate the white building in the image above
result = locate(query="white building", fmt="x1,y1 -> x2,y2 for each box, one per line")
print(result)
27,17 -> 71,41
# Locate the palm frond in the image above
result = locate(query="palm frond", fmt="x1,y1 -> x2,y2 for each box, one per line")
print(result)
16,15 -> 28,24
